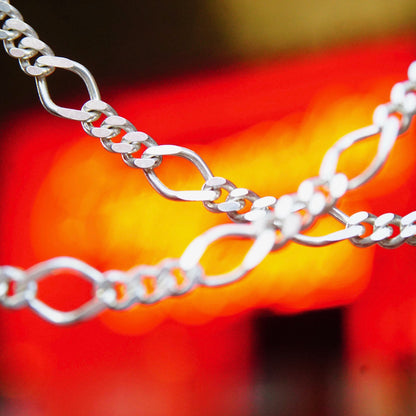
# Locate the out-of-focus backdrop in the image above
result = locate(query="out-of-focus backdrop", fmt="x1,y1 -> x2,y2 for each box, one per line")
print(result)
1,1 -> 416,415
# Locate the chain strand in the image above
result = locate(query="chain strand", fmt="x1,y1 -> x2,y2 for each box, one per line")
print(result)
1,0 -> 415,324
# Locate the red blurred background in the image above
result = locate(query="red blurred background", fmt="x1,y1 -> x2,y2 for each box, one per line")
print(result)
1,1 -> 416,415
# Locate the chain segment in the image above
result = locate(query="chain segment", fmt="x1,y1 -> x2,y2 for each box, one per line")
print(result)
1,0 -> 415,324
345,210 -> 416,248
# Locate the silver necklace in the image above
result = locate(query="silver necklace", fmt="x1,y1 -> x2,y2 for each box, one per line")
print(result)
0,0 -> 415,324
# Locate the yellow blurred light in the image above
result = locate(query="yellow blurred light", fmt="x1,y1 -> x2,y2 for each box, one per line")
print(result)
29,88 -> 415,333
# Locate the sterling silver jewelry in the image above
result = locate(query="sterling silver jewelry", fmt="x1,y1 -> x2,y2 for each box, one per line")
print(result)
0,0 -> 415,324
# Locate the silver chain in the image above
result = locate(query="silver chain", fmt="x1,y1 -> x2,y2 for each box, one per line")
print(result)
0,0 -> 415,324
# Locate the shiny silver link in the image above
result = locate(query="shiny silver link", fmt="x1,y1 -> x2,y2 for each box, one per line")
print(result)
374,213 -> 404,248
156,259 -> 202,296
320,126 -> 379,182
35,56 -> 101,121
0,1 -> 415,324
345,210 -> 416,248
1,17 -> 30,42
121,132 -> 162,169
2,14 -> 55,76
93,115 -> 138,152
243,196 -> 277,222
329,206 -> 352,225
81,99 -> 118,126
142,145 -> 219,201
5,26 -> 55,76
15,37 -> 55,75
210,187 -> 261,223
348,211 -> 378,248
80,100 -> 163,168
318,120 -> 402,190
202,177 -> 273,223
97,259 -> 203,309
0,255 -> 205,322
3,19 -> 38,52
180,221 -> 278,287
98,270 -> 135,311
273,194 -> 314,231
203,177 -> 237,212
1,0 -> 412,220
25,257 -> 106,325
296,208 -> 416,248
127,265 -> 173,305
89,115 -> 133,141
297,174 -> 348,214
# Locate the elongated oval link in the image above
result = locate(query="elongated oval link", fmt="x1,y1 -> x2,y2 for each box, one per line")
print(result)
24,257 -> 106,325
142,145 -> 219,202
350,116 -> 401,189
35,55 -> 101,121
179,223 -> 277,287
319,125 -> 380,189
319,114 -> 402,191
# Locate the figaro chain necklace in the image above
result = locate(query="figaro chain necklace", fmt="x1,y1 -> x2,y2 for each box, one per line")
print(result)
0,0 -> 415,325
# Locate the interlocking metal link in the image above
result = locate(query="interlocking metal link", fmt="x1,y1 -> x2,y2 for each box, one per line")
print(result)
35,56 -> 101,121
0,0 -> 415,324
25,257 -> 106,324
0,256 -> 203,324
203,177 -> 265,222
345,210 -> 416,248
142,145 -> 219,201
180,221 -> 278,287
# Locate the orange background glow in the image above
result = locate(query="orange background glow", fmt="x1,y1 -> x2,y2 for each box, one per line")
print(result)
0,37 -> 416,415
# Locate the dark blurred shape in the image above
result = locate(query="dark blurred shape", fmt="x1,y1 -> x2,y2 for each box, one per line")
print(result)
1,0 -> 228,111
3,0 -> 416,114
254,309 -> 344,416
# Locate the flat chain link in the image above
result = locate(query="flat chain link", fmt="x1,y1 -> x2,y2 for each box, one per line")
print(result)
0,0 -> 415,324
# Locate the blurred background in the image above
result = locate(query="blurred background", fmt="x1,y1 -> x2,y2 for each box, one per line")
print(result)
1,0 -> 416,415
